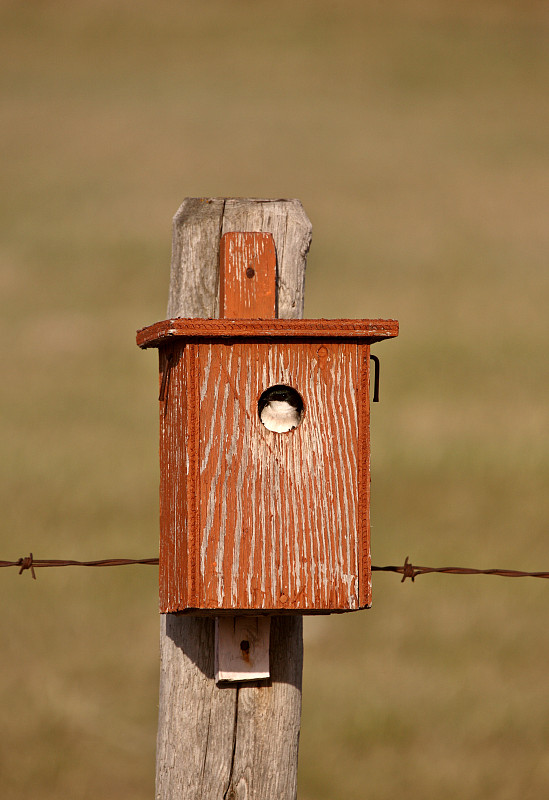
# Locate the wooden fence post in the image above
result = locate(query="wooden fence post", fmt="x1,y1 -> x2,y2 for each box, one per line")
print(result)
155,198 -> 312,799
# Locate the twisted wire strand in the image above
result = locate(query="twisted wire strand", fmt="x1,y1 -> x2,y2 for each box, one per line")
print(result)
0,554 -> 159,580
2,553 -> 549,582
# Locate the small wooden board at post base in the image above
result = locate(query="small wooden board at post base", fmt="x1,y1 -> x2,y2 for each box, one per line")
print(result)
215,616 -> 271,683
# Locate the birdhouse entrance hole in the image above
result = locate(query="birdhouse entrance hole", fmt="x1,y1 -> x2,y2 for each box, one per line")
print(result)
258,384 -> 304,433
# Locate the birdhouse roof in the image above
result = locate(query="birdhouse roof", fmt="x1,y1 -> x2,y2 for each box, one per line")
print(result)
136,317 -> 399,349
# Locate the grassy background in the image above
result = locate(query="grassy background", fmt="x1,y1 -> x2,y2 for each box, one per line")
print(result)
1,1 -> 549,797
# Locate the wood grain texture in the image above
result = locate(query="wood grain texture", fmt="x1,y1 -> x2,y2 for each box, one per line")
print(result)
155,198 -> 310,800
167,198 -> 226,319
232,616 -> 303,799
167,198 -> 311,321
198,341 -> 365,611
156,614 -> 237,797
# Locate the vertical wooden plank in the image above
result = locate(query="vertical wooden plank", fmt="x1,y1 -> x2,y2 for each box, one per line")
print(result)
186,343 -> 201,608
159,343 -> 189,613
358,344 -> 372,608
156,198 -> 312,800
220,232 -> 277,319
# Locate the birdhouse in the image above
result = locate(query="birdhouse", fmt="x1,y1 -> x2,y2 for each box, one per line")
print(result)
137,232 -> 398,614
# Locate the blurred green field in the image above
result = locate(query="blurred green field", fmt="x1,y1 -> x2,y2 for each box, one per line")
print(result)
1,1 -> 548,797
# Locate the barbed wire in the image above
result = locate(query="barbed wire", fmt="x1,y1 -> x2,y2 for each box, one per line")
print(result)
0,554 -> 159,580
371,556 -> 549,582
2,553 -> 549,583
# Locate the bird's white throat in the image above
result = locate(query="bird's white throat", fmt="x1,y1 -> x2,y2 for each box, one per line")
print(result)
260,400 -> 301,433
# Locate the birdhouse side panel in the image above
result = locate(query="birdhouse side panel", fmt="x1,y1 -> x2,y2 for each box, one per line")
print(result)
158,344 -> 198,612
197,340 -> 367,611
358,343 -> 372,608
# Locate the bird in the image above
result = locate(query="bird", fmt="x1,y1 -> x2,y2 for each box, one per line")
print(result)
258,385 -> 303,433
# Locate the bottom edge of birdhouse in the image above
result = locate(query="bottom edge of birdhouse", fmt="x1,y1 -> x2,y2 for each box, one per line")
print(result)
159,605 -> 372,616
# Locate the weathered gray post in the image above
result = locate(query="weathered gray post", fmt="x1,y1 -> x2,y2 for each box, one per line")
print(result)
155,198 -> 312,799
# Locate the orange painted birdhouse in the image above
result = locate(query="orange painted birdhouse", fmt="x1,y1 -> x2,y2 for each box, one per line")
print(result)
137,232 -> 398,614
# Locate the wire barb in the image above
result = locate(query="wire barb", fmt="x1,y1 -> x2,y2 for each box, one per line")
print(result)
17,553 -> 36,579
401,556 -> 417,582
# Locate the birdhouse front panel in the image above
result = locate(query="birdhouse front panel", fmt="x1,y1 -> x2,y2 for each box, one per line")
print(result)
199,339 -> 368,612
